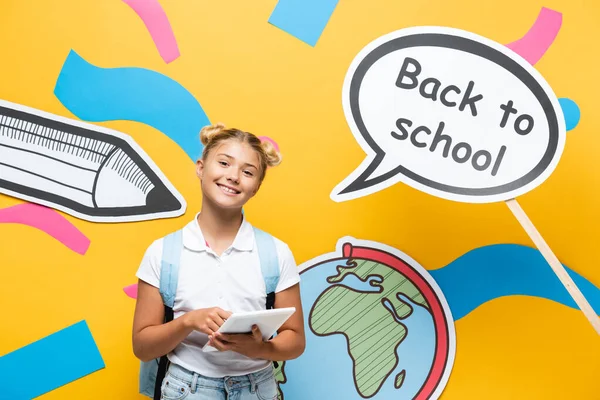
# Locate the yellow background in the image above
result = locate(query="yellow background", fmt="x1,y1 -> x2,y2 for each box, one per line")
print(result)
0,0 -> 599,398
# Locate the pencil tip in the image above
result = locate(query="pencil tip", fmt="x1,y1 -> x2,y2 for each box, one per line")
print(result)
146,185 -> 182,212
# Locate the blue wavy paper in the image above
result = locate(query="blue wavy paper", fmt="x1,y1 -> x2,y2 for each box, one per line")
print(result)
0,320 -> 104,399
558,97 -> 581,131
429,244 -> 600,320
268,0 -> 339,46
54,50 -> 209,161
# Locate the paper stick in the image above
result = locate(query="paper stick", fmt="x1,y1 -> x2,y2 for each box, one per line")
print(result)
506,198 -> 600,334
504,11 -> 595,330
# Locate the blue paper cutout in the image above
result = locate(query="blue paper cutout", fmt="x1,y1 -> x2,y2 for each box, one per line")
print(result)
54,50 -> 209,161
0,321 -> 105,399
268,0 -> 339,46
429,244 -> 600,320
558,97 -> 581,131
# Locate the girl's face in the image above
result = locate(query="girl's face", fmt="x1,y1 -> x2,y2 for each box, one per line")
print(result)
196,139 -> 262,210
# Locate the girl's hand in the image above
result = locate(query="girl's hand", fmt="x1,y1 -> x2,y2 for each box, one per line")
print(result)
208,325 -> 266,358
183,307 -> 232,336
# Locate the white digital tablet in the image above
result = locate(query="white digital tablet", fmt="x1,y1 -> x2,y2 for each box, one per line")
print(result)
202,307 -> 296,352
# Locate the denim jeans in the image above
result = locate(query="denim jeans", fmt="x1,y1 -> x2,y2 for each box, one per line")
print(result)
160,362 -> 278,400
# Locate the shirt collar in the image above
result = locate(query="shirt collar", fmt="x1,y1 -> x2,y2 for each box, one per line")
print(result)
182,212 -> 254,252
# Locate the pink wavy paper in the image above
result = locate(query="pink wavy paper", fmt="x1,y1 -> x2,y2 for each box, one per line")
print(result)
506,7 -> 562,65
0,203 -> 90,255
258,136 -> 280,152
123,283 -> 138,299
122,0 -> 180,63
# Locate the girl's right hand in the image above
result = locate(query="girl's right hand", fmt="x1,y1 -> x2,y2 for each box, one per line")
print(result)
183,307 -> 232,336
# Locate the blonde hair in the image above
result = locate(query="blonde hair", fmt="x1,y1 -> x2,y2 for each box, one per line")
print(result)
199,123 -> 282,182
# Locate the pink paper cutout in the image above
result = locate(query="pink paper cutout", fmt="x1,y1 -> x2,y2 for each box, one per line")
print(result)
258,136 -> 280,152
122,0 -> 180,64
0,203 -> 90,255
123,283 -> 138,299
506,7 -> 562,65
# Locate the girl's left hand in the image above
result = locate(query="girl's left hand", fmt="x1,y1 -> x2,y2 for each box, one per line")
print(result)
208,325 -> 265,358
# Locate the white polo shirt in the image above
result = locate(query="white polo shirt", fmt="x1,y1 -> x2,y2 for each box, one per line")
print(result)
136,213 -> 301,377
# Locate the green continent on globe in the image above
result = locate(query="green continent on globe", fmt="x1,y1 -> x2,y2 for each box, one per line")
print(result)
310,258 -> 430,398
273,360 -> 286,400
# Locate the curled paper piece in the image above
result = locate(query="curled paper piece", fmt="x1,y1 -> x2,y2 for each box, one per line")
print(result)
0,321 -> 105,399
506,7 -> 562,65
258,136 -> 280,152
268,0 -> 339,46
0,203 -> 90,255
558,98 -> 581,131
430,244 -> 600,320
122,0 -> 180,63
123,283 -> 138,299
55,50 -> 209,162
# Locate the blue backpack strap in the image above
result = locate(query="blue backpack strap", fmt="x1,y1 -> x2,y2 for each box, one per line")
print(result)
152,229 -> 182,400
253,227 -> 280,309
159,229 -> 183,308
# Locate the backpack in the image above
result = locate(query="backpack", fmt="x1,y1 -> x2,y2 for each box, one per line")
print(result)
138,227 -> 280,399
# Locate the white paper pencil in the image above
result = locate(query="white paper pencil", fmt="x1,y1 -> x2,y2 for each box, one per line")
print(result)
0,99 -> 186,223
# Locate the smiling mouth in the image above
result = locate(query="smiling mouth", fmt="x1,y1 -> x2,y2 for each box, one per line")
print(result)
217,183 -> 241,195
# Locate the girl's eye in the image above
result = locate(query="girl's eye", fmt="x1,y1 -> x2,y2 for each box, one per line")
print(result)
244,170 -> 254,177
219,161 -> 228,167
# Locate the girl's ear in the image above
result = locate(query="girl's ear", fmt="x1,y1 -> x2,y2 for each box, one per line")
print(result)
196,159 -> 204,179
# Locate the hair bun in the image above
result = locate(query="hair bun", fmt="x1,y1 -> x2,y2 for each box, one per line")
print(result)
199,123 -> 226,146
260,139 -> 283,167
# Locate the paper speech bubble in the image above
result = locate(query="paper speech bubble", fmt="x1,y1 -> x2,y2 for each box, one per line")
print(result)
331,27 -> 566,203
